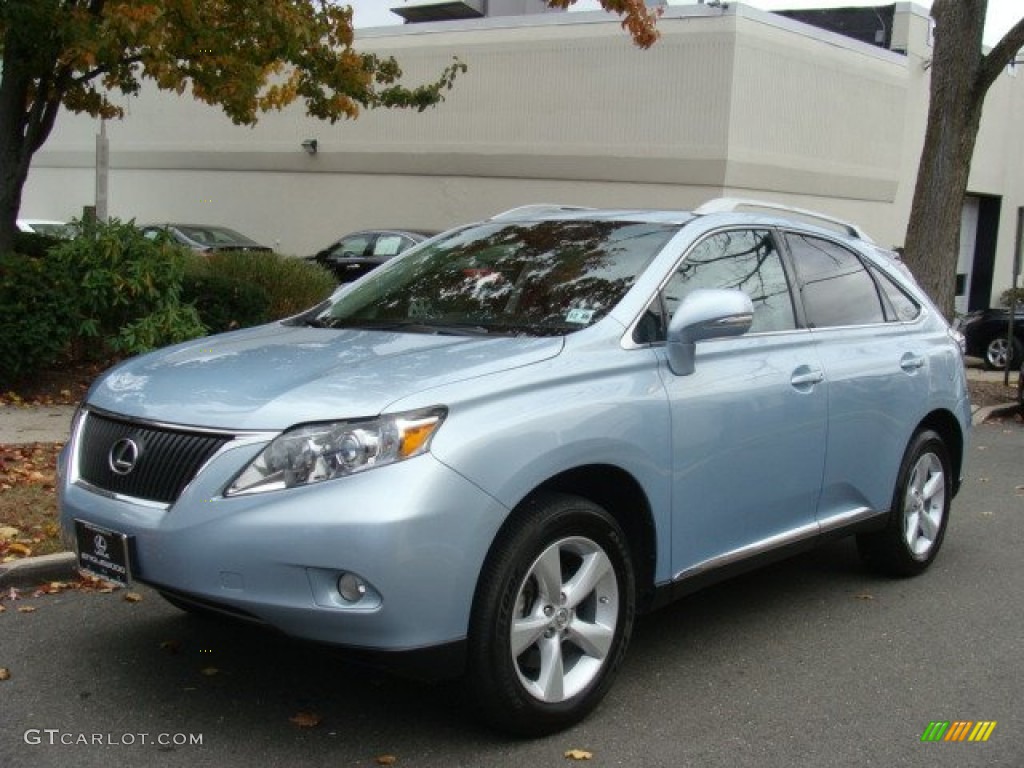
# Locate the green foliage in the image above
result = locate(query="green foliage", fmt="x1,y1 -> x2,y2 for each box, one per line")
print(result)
0,253 -> 79,385
180,271 -> 272,334
193,251 -> 336,321
50,219 -> 206,356
999,287 -> 1024,308
10,231 -> 63,259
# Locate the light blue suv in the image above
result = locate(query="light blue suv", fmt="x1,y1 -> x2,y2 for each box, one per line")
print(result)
59,200 -> 970,735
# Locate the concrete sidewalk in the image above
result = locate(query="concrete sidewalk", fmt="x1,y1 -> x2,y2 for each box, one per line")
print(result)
0,404 -> 77,444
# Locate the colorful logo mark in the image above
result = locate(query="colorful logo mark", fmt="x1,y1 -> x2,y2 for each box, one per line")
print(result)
921,721 -> 997,743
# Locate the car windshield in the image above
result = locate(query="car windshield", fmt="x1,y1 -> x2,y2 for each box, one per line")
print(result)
28,222 -> 74,238
177,226 -> 260,246
306,219 -> 678,337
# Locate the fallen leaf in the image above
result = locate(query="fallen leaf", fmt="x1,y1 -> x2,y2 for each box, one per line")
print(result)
0,605 -> 6,613
0,668 -> 10,680
564,749 -> 593,760
17,606 -> 36,614
97,587 -> 115,594
854,593 -> 874,601
7,587 -> 19,601
289,711 -> 322,728
0,526 -> 19,541
6,542 -> 32,557
199,667 -> 219,677
375,755 -> 397,765
123,592 -> 143,603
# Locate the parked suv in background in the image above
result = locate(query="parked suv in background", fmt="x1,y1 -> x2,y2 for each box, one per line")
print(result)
60,199 -> 970,735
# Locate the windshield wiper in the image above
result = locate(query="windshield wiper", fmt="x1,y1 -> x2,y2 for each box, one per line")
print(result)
305,318 -> 492,336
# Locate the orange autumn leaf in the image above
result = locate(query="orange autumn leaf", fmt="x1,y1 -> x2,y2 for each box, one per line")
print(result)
289,711 -> 322,728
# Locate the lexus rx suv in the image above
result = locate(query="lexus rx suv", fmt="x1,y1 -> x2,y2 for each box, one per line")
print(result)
60,199 -> 970,735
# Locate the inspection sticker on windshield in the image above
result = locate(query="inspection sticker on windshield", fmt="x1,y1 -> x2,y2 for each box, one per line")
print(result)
565,308 -> 595,325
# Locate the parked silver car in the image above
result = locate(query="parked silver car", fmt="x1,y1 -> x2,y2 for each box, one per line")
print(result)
60,200 -> 970,735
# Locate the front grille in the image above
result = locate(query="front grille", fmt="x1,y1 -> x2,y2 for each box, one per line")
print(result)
78,412 -> 233,504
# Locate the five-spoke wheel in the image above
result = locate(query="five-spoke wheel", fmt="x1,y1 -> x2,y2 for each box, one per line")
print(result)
467,493 -> 635,736
858,429 -> 951,576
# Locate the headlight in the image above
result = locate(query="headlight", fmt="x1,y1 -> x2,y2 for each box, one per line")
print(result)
226,407 -> 446,496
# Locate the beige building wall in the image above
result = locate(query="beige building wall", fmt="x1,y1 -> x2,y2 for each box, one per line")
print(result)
21,2 -> 1024,302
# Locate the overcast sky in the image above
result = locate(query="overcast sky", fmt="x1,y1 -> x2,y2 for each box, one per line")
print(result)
350,1 -> 1020,47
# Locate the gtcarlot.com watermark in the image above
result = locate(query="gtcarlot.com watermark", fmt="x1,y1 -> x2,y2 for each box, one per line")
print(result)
24,729 -> 203,747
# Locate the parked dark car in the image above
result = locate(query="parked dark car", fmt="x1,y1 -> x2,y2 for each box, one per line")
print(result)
140,224 -> 273,254
956,307 -> 1024,370
308,228 -> 437,282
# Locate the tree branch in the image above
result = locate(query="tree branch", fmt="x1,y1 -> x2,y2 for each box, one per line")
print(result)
976,15 -> 1024,97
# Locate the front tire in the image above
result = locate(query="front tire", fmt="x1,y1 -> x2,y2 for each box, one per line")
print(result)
467,492 -> 635,736
857,429 -> 951,577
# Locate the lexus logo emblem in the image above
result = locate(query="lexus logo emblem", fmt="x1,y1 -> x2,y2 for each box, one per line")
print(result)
93,534 -> 108,557
108,438 -> 140,476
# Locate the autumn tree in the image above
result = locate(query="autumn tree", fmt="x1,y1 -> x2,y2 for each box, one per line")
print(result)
0,0 -> 465,253
903,0 -> 1024,316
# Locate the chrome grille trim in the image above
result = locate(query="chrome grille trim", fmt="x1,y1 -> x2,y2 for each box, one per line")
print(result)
76,410 -> 236,505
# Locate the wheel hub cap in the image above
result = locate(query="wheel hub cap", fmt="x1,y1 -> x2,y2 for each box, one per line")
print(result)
509,536 -> 620,703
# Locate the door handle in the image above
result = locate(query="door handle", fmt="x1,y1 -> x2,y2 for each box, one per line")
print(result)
791,367 -> 825,387
900,354 -> 926,372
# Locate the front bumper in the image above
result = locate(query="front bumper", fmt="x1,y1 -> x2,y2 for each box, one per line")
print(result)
58,433 -> 509,654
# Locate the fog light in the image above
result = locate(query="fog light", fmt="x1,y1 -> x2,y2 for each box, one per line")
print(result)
337,572 -> 368,603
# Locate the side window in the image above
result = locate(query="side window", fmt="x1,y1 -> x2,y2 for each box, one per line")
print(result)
785,233 -> 885,327
870,265 -> 921,322
329,235 -> 371,259
661,229 -> 796,335
373,235 -> 407,257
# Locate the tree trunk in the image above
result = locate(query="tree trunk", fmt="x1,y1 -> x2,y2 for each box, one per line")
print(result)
0,23 -> 66,254
903,1 -> 1024,319
0,59 -> 34,254
902,0 -> 987,319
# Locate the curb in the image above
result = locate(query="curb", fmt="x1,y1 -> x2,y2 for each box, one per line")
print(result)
0,551 -> 78,589
972,402 -> 1021,426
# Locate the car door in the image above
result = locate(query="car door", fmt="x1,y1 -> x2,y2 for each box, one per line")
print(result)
652,229 -> 828,579
781,231 -> 931,526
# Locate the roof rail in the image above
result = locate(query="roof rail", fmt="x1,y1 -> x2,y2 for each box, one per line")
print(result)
693,197 -> 875,243
490,204 -> 595,221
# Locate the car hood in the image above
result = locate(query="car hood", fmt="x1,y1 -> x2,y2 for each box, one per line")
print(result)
87,324 -> 564,431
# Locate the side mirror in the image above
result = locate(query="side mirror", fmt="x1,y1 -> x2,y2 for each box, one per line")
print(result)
666,288 -> 754,376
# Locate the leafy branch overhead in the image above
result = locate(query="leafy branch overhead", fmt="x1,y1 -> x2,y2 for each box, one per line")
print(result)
0,0 -> 468,252
0,0 -> 466,130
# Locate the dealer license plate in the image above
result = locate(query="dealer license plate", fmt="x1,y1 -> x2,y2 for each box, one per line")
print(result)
74,519 -> 131,587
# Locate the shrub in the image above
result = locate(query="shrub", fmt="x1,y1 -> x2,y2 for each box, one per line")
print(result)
999,287 -> 1023,308
199,251 -> 336,320
0,252 -> 79,385
181,272 -> 272,333
49,219 -> 206,356
11,231 -> 64,259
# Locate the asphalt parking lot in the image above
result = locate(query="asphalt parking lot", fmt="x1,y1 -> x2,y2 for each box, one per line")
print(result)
1,419 -> 1021,768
